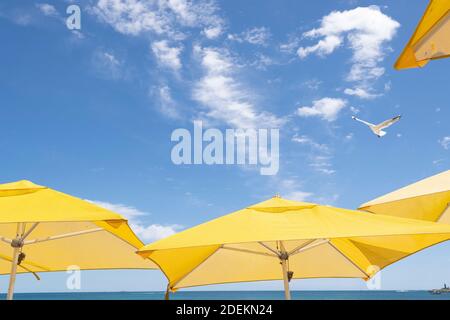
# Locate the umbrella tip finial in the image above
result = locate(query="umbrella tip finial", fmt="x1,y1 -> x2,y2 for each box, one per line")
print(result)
274,193 -> 281,198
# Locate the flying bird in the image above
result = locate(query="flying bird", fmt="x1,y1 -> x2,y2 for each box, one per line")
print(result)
352,115 -> 401,138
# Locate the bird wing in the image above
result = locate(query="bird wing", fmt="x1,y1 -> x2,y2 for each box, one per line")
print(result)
376,116 -> 401,130
353,117 -> 375,127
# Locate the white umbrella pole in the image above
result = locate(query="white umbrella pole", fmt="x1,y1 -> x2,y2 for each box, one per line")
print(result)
7,246 -> 20,300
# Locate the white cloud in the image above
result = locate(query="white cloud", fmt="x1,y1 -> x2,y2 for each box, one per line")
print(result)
131,224 -> 181,242
250,53 -> 276,70
92,50 -> 124,79
36,3 -> 58,17
91,0 -> 224,39
298,34 -> 341,58
165,0 -> 222,28
344,87 -> 379,99
278,179 -> 313,202
298,6 -> 400,93
151,40 -> 183,71
309,155 -> 335,175
152,84 -> 180,119
297,97 -> 347,122
284,190 -> 313,202
433,159 -> 445,165
303,79 -> 322,90
350,106 -> 360,114
90,200 -> 181,242
439,136 -> 450,150
280,34 -> 301,53
203,26 -> 223,39
291,134 -> 335,175
91,0 -> 169,36
13,14 -> 33,26
292,134 -> 329,152
192,46 -> 283,128
228,27 -> 271,46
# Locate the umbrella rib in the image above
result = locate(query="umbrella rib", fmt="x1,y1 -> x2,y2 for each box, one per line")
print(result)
289,239 -> 329,256
258,242 -> 280,256
328,242 -> 370,278
23,227 -> 104,245
0,236 -> 12,244
287,239 -> 316,256
22,222 -> 40,240
0,253 -> 47,278
221,245 -> 278,258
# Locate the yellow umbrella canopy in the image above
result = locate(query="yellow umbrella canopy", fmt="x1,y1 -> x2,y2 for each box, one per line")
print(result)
0,180 -> 156,300
138,196 -> 450,300
395,0 -> 450,70
359,170 -> 450,222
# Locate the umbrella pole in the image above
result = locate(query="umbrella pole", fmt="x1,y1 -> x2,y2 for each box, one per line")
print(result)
281,258 -> 291,300
7,246 -> 20,300
7,222 -> 25,300
279,241 -> 291,300
164,285 -> 170,300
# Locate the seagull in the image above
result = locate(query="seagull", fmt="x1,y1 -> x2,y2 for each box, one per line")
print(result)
352,115 -> 401,138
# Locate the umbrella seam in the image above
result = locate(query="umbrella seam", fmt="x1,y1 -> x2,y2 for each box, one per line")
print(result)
360,190 -> 450,210
328,241 -> 370,279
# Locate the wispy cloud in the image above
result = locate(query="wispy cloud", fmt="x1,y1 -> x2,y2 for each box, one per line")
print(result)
151,40 -> 183,71
303,79 -> 322,90
92,49 -> 125,80
90,200 -> 181,242
203,25 -> 223,39
439,136 -> 450,150
36,3 -> 58,17
250,53 -> 277,70
309,155 -> 335,175
292,134 -> 330,152
297,97 -> 347,122
292,134 -> 335,175
192,46 -> 283,128
278,178 -> 313,202
151,84 -> 181,119
433,159 -> 445,166
228,27 -> 271,46
344,87 -> 379,100
12,14 -> 33,26
91,0 -> 224,39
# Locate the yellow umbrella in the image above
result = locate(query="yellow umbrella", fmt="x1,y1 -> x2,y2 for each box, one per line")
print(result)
138,196 -> 450,300
359,170 -> 450,222
395,0 -> 450,70
0,180 -> 156,300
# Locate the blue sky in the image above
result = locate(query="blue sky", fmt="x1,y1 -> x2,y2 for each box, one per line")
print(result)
0,0 -> 449,293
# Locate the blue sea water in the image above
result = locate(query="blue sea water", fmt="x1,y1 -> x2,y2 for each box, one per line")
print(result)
1,291 -> 450,300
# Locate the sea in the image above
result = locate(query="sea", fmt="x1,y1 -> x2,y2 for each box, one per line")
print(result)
1,290 -> 449,300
